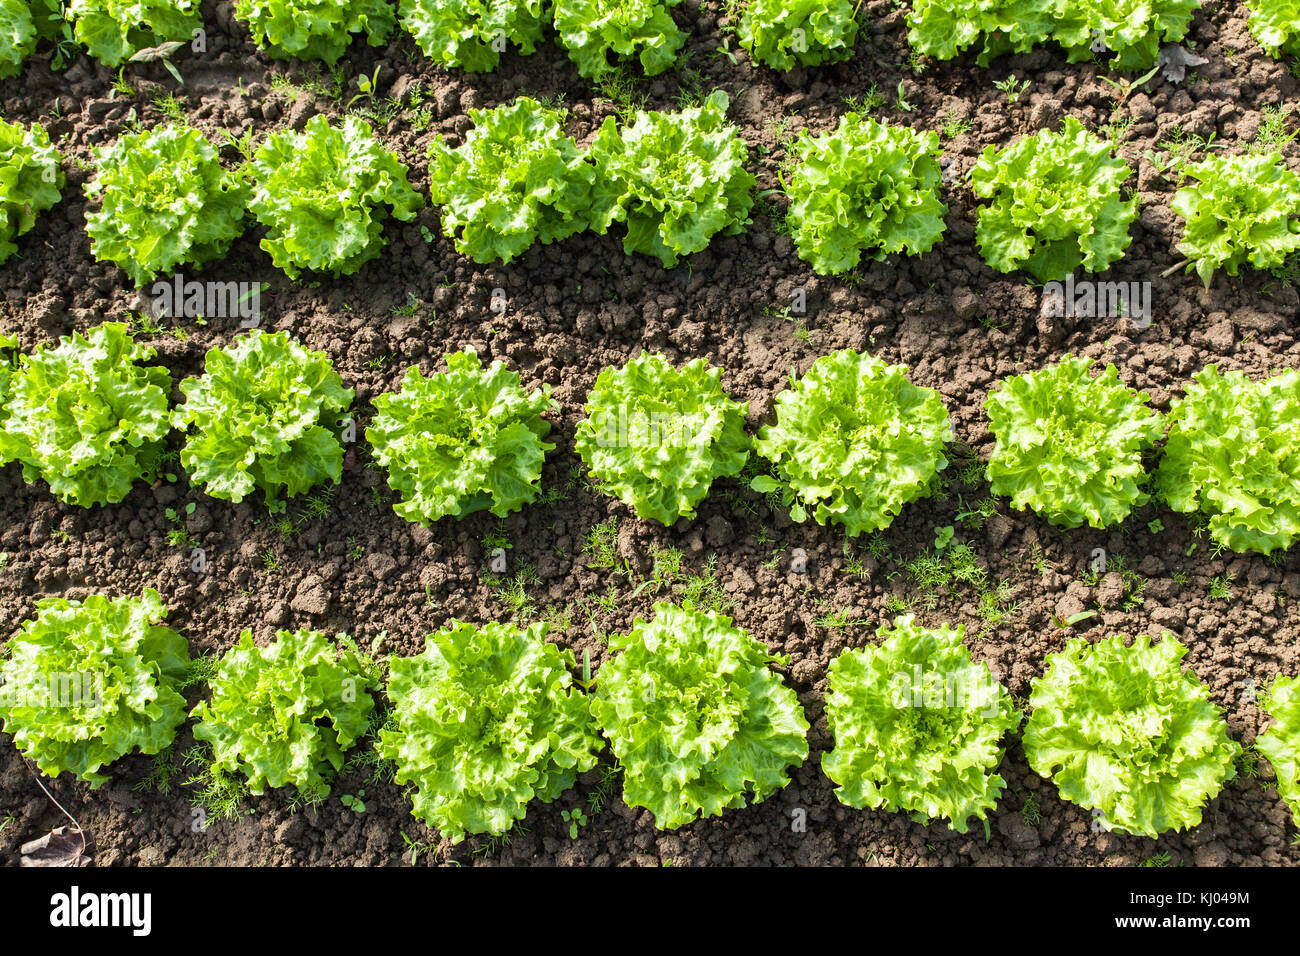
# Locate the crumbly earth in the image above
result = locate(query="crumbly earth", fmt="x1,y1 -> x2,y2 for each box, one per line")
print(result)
1,0 -> 1298,867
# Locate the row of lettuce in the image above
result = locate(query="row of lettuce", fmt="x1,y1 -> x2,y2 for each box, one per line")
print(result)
4,91 -> 1300,285
2,324 -> 1299,556
0,590 -> 1294,842
3,0 -> 1299,79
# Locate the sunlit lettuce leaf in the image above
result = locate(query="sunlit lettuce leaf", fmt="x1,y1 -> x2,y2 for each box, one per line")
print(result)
1245,0 -> 1300,58
378,619 -> 601,843
592,601 -> 808,830
400,0 -> 545,71
0,116 -> 64,264
1024,633 -> 1239,838
737,0 -> 859,70
0,0 -> 36,79
68,0 -> 200,66
235,0 -> 395,62
1256,673 -> 1300,827
552,0 -> 684,79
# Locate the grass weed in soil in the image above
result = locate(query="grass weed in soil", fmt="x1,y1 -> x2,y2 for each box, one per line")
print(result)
0,0 -> 1299,867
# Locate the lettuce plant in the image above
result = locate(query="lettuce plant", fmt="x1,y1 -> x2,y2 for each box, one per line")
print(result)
378,620 -> 601,843
428,97 -> 595,265
588,91 -> 755,267
0,323 -> 171,507
174,330 -> 354,513
248,115 -> 423,279
786,113 -> 946,275
1024,633 -> 1239,838
83,125 -> 250,288
1156,366 -> 1300,555
1171,152 -> 1300,288
971,116 -> 1136,282
737,0 -> 859,70
0,117 -> 64,264
1246,1 -> 1300,58
191,630 -> 375,800
367,349 -> 555,524
985,355 -> 1162,529
1256,674 -> 1300,827
67,0 -> 201,66
822,615 -> 1020,835
591,602 -> 809,829
751,350 -> 950,537
552,0 -> 684,78
0,332 -> 16,417
400,0 -> 546,71
0,590 -> 190,787
0,0 -> 37,79
234,0 -> 395,62
574,352 -> 750,526
906,0 -> 1198,70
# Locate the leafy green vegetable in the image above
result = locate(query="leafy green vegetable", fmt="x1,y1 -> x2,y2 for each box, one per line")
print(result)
1156,365 -> 1300,555
574,352 -> 750,526
906,0 -> 1199,70
737,0 -> 859,69
0,323 -> 171,507
400,0 -> 546,70
751,350 -> 950,537
378,619 -> 601,843
971,117 -> 1136,282
985,355 -> 1162,529
67,0 -> 201,66
1024,633 -> 1240,838
235,0 -> 395,62
0,590 -> 190,787
1245,1 -> 1299,58
0,331 -> 16,420
428,97 -> 595,264
367,348 -> 555,525
587,90 -> 755,267
191,630 -> 375,799
1256,673 -> 1300,827
592,602 -> 809,829
0,0 -> 36,79
174,330 -> 354,513
786,113 -> 946,275
248,114 -> 423,278
552,0 -> 684,78
0,116 -> 63,265
1171,151 -> 1300,288
823,615 -> 1020,834
83,125 -> 250,288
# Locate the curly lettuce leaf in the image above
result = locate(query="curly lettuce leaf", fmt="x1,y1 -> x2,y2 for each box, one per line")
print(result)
574,351 -> 750,526
787,113 -> 946,274
68,0 -> 200,66
174,330 -> 354,513
400,0 -> 545,71
367,349 -> 555,524
591,601 -> 809,830
1256,674 -> 1300,827
1171,151 -> 1300,288
191,630 -> 375,799
378,619 -> 601,843
0,590 -> 190,787
552,0 -> 684,78
823,615 -> 1020,834
588,90 -> 755,267
971,116 -> 1136,281
0,116 -> 64,264
0,0 -> 36,80
0,322 -> 171,507
1246,1 -> 1300,58
84,125 -> 250,288
249,114 -> 423,278
985,355 -> 1162,529
752,350 -> 950,537
428,97 -> 595,264
1024,633 -> 1240,838
1156,365 -> 1300,555
737,0 -> 859,70
235,0 -> 395,62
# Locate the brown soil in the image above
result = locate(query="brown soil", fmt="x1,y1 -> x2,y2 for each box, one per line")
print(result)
1,0 -> 1298,867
